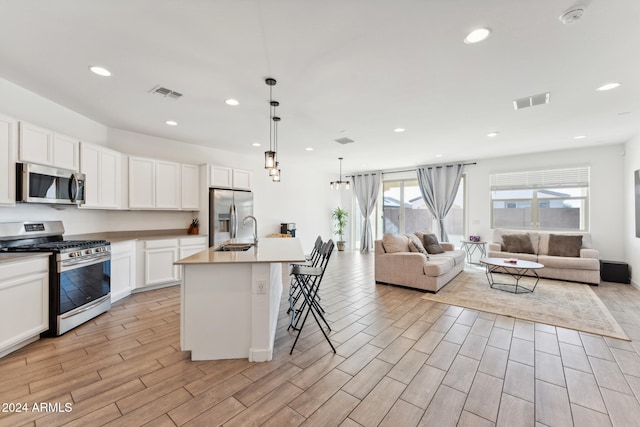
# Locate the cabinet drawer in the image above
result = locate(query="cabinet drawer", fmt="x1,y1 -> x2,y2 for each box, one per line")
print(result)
0,257 -> 49,282
144,239 -> 178,249
179,237 -> 207,247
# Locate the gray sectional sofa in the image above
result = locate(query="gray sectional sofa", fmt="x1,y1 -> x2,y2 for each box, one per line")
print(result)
487,228 -> 600,285
374,233 -> 465,292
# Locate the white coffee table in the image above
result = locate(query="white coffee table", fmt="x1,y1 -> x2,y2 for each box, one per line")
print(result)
480,257 -> 544,294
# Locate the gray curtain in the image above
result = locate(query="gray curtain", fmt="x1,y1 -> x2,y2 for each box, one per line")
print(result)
353,172 -> 382,253
416,164 -> 463,242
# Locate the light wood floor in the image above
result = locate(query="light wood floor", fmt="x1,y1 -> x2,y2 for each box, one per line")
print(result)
2,251 -> 640,426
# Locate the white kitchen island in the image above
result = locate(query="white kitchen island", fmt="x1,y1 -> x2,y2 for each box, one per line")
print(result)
175,238 -> 305,361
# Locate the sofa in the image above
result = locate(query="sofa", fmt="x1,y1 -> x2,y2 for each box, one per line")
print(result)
487,228 -> 600,285
375,232 -> 466,292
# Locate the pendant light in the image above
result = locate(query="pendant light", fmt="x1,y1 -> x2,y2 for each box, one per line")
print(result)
264,78 -> 277,169
330,157 -> 350,190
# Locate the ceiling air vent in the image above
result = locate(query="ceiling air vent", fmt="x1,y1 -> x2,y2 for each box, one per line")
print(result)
149,85 -> 183,100
513,92 -> 550,110
334,137 -> 355,145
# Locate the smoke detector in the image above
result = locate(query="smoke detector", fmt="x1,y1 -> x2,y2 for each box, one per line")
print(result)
334,137 -> 355,145
559,6 -> 585,24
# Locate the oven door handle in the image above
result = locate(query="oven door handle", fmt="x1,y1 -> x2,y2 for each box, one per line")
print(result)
60,294 -> 111,320
59,253 -> 111,272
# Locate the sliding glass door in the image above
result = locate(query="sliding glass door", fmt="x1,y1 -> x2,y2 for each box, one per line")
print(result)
382,177 -> 465,245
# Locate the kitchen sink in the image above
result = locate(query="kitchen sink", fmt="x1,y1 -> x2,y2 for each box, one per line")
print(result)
214,243 -> 254,252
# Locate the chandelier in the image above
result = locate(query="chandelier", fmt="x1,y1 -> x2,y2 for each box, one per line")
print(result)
264,78 -> 281,182
330,157 -> 350,190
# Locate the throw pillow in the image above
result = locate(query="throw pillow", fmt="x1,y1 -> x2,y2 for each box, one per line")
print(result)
382,233 -> 410,253
422,233 -> 445,254
405,233 -> 429,257
548,234 -> 583,257
502,234 -> 535,254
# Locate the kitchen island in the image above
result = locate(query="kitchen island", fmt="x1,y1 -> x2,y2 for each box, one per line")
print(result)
175,238 -> 305,361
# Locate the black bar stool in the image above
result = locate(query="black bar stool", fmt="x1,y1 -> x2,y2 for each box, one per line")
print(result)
289,240 -> 335,354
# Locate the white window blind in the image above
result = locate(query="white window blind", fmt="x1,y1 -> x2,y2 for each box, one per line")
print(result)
490,166 -> 590,190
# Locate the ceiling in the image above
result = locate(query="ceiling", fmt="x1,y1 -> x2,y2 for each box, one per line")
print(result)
0,0 -> 639,174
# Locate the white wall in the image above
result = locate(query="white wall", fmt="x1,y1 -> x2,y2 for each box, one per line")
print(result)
465,144 -> 626,261
625,135 -> 640,285
0,77 -> 335,250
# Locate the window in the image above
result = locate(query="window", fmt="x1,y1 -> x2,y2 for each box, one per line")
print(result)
490,166 -> 589,231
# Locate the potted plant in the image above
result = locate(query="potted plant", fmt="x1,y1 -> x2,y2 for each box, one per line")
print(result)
331,207 -> 349,251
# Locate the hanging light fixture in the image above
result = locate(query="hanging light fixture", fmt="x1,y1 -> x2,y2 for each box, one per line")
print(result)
330,157 -> 350,190
269,105 -> 281,180
264,78 -> 277,169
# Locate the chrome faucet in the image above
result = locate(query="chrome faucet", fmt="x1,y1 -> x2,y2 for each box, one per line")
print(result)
243,215 -> 258,245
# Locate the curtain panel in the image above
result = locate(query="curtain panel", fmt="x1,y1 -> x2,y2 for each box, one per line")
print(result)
352,172 -> 382,253
416,163 -> 463,242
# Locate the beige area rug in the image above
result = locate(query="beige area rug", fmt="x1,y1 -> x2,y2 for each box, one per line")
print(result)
422,269 -> 630,340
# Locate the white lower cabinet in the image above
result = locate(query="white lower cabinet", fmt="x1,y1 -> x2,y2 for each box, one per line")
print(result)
135,236 -> 208,290
137,238 -> 180,289
110,240 -> 136,302
0,256 -> 49,357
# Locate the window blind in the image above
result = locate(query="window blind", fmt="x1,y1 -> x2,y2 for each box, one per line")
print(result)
490,166 -> 590,190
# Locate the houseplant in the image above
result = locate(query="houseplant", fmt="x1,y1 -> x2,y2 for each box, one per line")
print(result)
331,207 -> 349,251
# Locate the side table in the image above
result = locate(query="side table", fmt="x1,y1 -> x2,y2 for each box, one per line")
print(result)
461,240 -> 487,265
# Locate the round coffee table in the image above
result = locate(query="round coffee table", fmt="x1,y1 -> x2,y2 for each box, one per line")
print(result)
480,257 -> 544,294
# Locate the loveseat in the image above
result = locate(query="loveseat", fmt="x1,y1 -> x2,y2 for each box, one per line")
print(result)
375,232 -> 465,292
487,228 -> 600,285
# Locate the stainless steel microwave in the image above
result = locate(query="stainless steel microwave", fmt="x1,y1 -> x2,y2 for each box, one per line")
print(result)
16,162 -> 86,205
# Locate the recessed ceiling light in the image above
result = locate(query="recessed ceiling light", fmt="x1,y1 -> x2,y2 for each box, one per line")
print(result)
165,120 -> 178,126
574,135 -> 587,140
252,142 -> 261,147
89,66 -> 111,77
394,128 -> 406,133
435,154 -> 443,158
596,82 -> 621,91
487,132 -> 499,137
305,147 -> 314,151
225,98 -> 239,106
464,28 -> 491,44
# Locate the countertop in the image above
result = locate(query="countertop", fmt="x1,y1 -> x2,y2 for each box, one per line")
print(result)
66,229 -> 206,243
0,252 -> 51,265
175,238 -> 305,265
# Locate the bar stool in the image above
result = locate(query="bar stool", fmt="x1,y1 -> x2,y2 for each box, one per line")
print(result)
289,240 -> 335,354
288,236 -> 323,315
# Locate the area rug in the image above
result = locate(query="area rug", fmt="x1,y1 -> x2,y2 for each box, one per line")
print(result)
422,270 -> 630,340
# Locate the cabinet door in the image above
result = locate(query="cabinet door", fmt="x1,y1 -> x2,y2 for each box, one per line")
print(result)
145,247 -> 179,286
129,157 -> 156,209
19,122 -> 53,166
156,160 -> 180,209
233,168 -> 252,190
110,241 -> 135,302
0,115 -> 17,206
210,165 -> 232,188
53,133 -> 79,171
80,142 -> 101,208
181,164 -> 200,210
0,258 -> 49,355
100,148 -> 121,209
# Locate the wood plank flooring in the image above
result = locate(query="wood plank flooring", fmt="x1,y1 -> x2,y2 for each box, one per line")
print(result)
2,250 -> 640,426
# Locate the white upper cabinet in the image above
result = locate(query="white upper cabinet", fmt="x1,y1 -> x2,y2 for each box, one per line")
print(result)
129,156 -> 156,209
80,142 -> 122,209
18,122 -> 79,171
129,156 -> 198,210
232,169 -> 252,190
155,160 -> 180,210
209,165 -> 252,190
209,165 -> 232,188
0,114 -> 17,206
52,133 -> 79,171
181,164 -> 200,210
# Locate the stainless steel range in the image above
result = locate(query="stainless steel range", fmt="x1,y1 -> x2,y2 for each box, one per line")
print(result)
0,221 -> 111,336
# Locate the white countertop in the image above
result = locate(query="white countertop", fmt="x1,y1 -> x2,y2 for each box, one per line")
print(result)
175,238 -> 305,264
